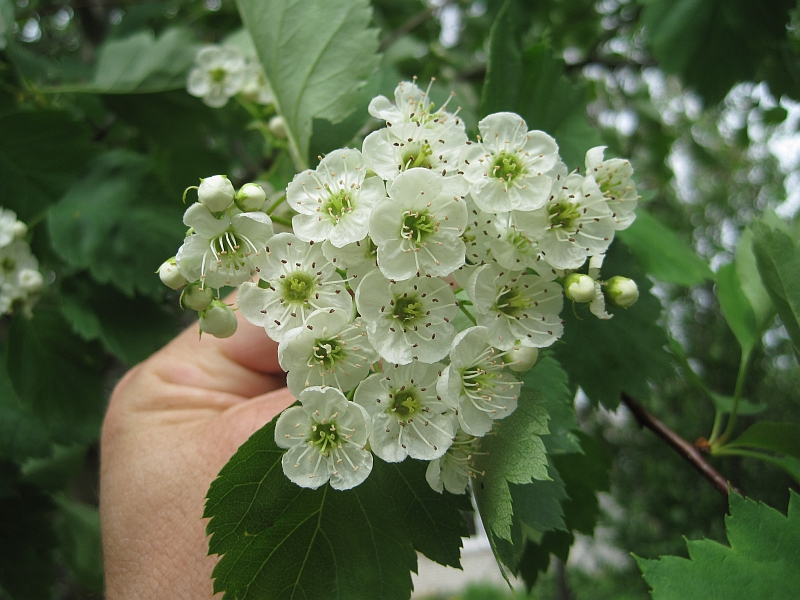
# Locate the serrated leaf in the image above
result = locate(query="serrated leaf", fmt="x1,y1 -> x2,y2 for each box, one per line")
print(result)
637,490 -> 800,599
727,422 -> 800,460
7,306 -> 106,445
716,262 -> 759,358
554,241 -> 672,409
237,0 -> 380,168
0,111 -> 95,222
473,387 -> 550,541
510,464 -> 567,533
0,348 -> 51,463
53,496 -> 103,594
523,355 -> 580,455
617,209 -> 713,286
205,420 -> 469,600
48,151 -> 185,298
43,28 -> 199,94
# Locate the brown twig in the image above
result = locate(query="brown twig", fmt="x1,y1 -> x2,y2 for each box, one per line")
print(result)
620,393 -> 739,497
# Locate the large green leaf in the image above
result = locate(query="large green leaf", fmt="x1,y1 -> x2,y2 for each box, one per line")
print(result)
735,227 -> 774,331
524,355 -> 580,455
48,151 -> 186,299
751,221 -> 800,356
7,306 -> 106,445
727,422 -> 800,460
236,0 -> 380,168
716,263 -> 759,358
637,490 -> 800,599
473,387 -> 550,542
617,209 -> 713,286
43,28 -> 198,94
205,421 -> 469,600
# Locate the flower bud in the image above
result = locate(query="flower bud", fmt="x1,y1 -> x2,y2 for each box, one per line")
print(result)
504,343 -> 538,372
158,257 -> 188,290
235,183 -> 267,212
564,273 -> 596,303
181,281 -> 214,311
199,300 -> 238,338
268,115 -> 287,139
605,276 -> 639,308
17,268 -> 43,293
11,221 -> 27,239
198,175 -> 235,213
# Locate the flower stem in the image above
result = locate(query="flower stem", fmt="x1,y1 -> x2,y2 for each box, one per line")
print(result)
712,351 -> 750,447
458,302 -> 477,325
271,214 -> 292,228
265,194 -> 286,215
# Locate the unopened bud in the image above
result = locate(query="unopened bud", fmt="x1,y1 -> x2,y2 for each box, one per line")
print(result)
17,268 -> 43,293
182,281 -> 214,311
504,343 -> 538,373
605,276 -> 639,308
158,258 -> 188,290
198,175 -> 235,213
199,300 -> 238,338
235,183 -> 267,212
268,115 -> 287,139
564,273 -> 596,303
11,221 -> 27,239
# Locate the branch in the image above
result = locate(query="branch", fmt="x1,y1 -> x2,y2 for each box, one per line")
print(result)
620,393 -> 739,497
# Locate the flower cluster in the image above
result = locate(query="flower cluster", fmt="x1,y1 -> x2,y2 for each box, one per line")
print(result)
187,44 -> 273,108
161,80 -> 642,493
0,208 -> 44,315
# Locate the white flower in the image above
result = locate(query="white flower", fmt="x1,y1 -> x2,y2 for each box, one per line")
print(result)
321,237 -> 378,291
199,300 -> 238,338
563,273 -> 596,303
237,233 -> 351,342
288,149 -> 386,248
503,343 -> 539,372
368,79 -> 462,129
586,253 -> 611,319
275,386 -> 373,490
468,263 -> 564,350
158,257 -> 188,290
198,175 -> 235,212
235,182 -> 267,212
268,115 -> 287,138
354,362 -> 456,462
460,112 -> 559,213
437,326 -> 521,436
426,430 -> 480,495
187,45 -> 246,108
586,146 -> 638,230
514,172 -> 615,270
240,62 -> 274,105
278,308 -> 378,397
356,270 -> 458,364
369,168 -> 468,280
0,208 -> 20,248
605,276 -> 639,308
176,204 -> 273,289
17,268 -> 43,294
0,239 -> 41,315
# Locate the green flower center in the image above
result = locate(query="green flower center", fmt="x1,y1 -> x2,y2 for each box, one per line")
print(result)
310,421 -> 340,455
390,388 -> 421,418
462,367 -> 498,393
210,230 -> 256,271
495,286 -> 532,317
401,210 -> 436,245
1,258 -> 15,273
312,338 -> 346,370
281,271 -> 316,303
210,67 -> 227,83
400,142 -> 433,170
393,294 -> 425,325
322,189 -> 354,223
491,151 -> 525,181
547,201 -> 582,231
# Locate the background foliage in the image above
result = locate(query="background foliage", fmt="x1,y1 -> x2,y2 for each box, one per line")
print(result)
0,0 -> 799,598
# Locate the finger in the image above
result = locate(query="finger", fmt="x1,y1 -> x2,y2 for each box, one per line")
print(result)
217,386 -> 297,454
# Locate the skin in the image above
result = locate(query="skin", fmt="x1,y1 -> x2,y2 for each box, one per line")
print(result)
100,309 -> 294,598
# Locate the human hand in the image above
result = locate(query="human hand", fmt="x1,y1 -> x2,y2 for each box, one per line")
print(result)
100,309 -> 294,598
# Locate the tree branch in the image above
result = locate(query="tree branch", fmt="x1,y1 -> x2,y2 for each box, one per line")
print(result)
620,393 -> 739,497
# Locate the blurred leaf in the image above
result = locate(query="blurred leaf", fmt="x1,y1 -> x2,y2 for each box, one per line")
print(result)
48,151 -> 185,299
0,0 -> 12,51
751,221 -> 800,356
473,387 -> 550,541
7,306 -> 105,445
735,227 -> 775,331
617,209 -> 713,286
518,530 -> 572,590
205,420 -> 469,600
21,444 -> 86,491
237,0 -> 380,168
43,28 -> 199,94
637,491 -> 800,599
53,496 -> 104,594
727,422 -> 800,460
709,393 -> 766,416
0,111 -> 96,222
716,263 -> 759,359
554,242 -> 672,409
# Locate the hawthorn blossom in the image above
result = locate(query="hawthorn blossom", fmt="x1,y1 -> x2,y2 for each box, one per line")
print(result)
187,45 -> 246,108
425,429 -> 480,495
321,237 -> 378,291
586,146 -> 638,230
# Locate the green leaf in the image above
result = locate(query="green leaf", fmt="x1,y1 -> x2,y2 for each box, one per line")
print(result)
716,263 -> 759,358
53,496 -> 104,594
0,111 -> 96,222
637,490 -> 800,599
735,227 -> 774,331
41,28 -> 199,94
510,464 -> 567,533
205,421 -> 469,600
727,422 -> 800,460
20,445 -> 87,491
709,393 -> 766,416
0,0 -> 13,51
751,221 -> 800,356
7,306 -> 106,445
48,151 -> 186,299
518,530 -> 572,590
616,209 -> 713,286
473,387 -> 550,541
524,355 -> 581,455
554,241 -> 672,409
236,0 -> 380,168
481,0 -> 601,168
